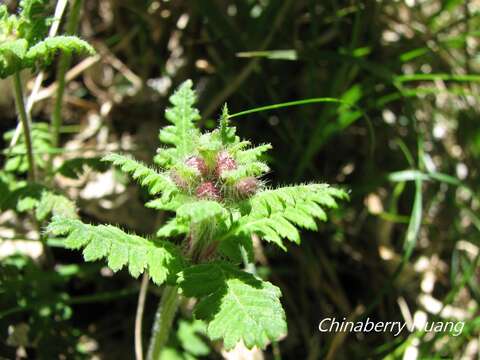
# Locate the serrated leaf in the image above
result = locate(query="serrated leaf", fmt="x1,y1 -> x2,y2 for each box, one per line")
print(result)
83,235 -> 110,261
157,80 -> 201,164
26,35 -> 95,64
108,241 -> 129,272
218,104 -> 237,145
179,262 -> 287,350
229,184 -> 347,249
46,217 -> 184,285
176,200 -> 227,223
103,153 -> 177,197
128,245 -> 148,278
157,217 -> 189,237
64,228 -> 90,249
221,161 -> 270,183
235,143 -> 272,163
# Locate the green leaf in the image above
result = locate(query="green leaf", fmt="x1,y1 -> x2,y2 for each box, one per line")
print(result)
157,80 -> 201,165
234,143 -> 272,164
0,39 -> 28,78
25,35 -> 95,65
103,153 -> 177,197
156,217 -> 189,238
178,262 -> 287,350
177,320 -> 210,357
217,235 -> 254,264
218,104 -> 237,145
0,182 -> 45,212
18,0 -> 51,44
35,191 -> 78,221
230,184 -> 348,249
176,200 -> 228,224
46,217 -> 184,285
56,157 -> 109,179
220,161 -> 270,184
3,122 -> 52,174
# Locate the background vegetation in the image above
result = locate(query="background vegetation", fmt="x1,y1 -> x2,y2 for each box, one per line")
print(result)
1,0 -> 479,359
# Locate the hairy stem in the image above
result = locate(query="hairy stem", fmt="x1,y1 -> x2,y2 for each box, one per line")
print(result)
13,72 -> 36,181
146,285 -> 179,360
135,273 -> 150,360
50,0 -> 83,157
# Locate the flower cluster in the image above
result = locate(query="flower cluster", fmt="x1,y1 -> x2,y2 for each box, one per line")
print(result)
170,150 -> 259,203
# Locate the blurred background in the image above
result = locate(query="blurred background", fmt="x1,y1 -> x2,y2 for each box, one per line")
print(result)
1,0 -> 480,359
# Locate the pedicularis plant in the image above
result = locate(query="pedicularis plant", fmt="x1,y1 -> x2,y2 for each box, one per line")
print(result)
47,80 -> 348,357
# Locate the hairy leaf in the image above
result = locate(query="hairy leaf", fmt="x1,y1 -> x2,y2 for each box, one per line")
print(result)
218,104 -> 237,145
47,217 -> 184,285
157,80 -> 201,165
26,35 -> 95,65
176,200 -> 228,224
230,184 -> 348,249
103,153 -> 177,198
178,262 -> 287,350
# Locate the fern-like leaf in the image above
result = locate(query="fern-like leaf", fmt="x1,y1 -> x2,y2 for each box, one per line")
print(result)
103,153 -> 177,198
47,216 -> 184,285
25,35 -> 95,65
178,262 -> 287,350
218,104 -> 237,145
234,143 -> 272,164
230,184 -> 348,249
156,80 -> 201,165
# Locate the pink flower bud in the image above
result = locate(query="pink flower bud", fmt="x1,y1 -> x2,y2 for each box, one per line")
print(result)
215,151 -> 237,177
235,177 -> 258,198
196,181 -> 221,200
185,156 -> 208,176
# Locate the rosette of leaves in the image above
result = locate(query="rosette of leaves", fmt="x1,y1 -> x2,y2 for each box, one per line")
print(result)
0,0 -> 94,78
47,80 -> 348,351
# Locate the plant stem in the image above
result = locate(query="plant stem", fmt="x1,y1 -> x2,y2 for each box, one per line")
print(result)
50,0 -> 83,157
135,273 -> 150,360
146,285 -> 179,360
13,72 -> 36,181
